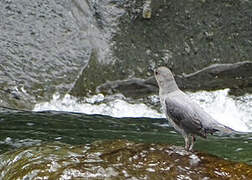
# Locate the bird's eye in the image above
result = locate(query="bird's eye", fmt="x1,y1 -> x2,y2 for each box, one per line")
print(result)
155,70 -> 159,75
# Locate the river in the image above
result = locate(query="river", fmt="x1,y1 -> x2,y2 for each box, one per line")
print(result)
0,88 -> 251,165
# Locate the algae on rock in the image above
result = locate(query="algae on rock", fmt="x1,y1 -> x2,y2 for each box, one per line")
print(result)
0,140 -> 251,179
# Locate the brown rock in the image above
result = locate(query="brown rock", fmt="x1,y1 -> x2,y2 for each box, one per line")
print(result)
0,140 -> 251,179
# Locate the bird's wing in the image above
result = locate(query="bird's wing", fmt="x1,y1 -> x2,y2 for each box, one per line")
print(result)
165,95 -> 210,137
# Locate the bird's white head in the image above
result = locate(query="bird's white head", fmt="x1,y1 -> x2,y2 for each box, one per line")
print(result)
154,66 -> 179,94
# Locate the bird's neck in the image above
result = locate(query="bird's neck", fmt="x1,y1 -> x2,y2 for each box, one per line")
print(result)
159,80 -> 179,96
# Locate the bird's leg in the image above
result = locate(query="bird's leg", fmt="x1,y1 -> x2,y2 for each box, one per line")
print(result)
184,135 -> 190,151
189,136 -> 196,151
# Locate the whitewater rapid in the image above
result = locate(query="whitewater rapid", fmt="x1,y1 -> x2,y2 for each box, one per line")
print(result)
33,89 -> 252,132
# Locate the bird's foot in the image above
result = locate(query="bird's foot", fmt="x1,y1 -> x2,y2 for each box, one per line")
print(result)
184,146 -> 194,152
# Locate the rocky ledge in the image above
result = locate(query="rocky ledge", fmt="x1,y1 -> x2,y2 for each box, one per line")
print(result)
0,140 -> 251,179
97,61 -> 252,98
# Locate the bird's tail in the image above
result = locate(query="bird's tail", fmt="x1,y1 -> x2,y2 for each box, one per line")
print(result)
213,123 -> 249,136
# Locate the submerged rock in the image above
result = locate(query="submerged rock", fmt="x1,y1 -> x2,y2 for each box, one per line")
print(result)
0,140 -> 251,179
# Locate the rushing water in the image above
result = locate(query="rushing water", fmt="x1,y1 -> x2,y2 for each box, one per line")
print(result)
0,88 -> 251,179
0,92 -> 252,179
34,89 -> 252,132
0,102 -> 252,165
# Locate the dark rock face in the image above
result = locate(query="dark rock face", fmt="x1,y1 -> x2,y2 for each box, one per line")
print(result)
0,140 -> 251,179
97,61 -> 252,98
71,0 -> 252,98
178,61 -> 252,95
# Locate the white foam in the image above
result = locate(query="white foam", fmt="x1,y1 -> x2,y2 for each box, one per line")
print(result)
33,89 -> 252,132
33,93 -> 163,118
189,89 -> 252,132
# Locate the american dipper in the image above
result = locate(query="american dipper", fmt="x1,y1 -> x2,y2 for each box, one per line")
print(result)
154,66 -> 234,151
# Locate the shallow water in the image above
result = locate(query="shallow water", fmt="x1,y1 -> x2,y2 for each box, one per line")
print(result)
0,108 -> 251,165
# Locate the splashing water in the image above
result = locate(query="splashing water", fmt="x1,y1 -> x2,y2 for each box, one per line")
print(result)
189,89 -> 252,132
33,93 -> 163,118
33,89 -> 252,132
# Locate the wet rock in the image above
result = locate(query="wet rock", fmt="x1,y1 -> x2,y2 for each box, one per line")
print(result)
97,75 -> 158,98
177,61 -> 252,96
97,61 -> 252,98
71,0 -> 252,98
0,0 -> 93,109
0,140 -> 251,179
1,0 -> 252,109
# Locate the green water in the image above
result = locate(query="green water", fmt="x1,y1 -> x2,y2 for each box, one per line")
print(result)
0,107 -> 251,164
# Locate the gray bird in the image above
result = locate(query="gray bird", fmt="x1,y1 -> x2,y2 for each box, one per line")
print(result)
154,66 -> 234,151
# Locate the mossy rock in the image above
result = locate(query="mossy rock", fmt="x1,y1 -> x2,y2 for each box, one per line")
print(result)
0,140 -> 251,179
